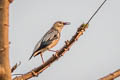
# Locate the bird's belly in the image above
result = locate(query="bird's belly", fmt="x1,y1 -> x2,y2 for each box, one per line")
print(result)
47,39 -> 59,49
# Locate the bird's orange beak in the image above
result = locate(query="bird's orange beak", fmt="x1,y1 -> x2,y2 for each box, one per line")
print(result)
63,22 -> 71,25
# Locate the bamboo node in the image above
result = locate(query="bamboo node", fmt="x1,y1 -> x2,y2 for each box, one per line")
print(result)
0,7 -> 3,10
0,48 -> 5,52
4,24 -> 9,27
8,0 -> 14,3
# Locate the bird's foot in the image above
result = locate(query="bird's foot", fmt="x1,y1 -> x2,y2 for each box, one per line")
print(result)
53,54 -> 59,59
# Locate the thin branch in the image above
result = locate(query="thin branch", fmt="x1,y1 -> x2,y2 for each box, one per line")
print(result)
99,69 -> 120,80
13,0 -> 107,80
13,23 -> 89,80
11,62 -> 21,73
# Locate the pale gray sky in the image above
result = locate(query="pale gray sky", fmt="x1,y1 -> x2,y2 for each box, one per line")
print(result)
9,0 -> 120,80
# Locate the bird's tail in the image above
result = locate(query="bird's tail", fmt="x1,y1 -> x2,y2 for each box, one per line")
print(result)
29,54 -> 34,60
29,51 -> 41,60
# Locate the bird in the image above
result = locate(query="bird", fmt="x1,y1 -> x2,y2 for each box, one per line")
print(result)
29,21 -> 70,63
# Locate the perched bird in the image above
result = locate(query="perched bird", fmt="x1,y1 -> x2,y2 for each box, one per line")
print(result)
29,21 -> 70,63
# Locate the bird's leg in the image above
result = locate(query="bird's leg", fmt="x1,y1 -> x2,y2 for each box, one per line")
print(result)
40,53 -> 44,64
48,49 -> 59,58
48,49 -> 59,53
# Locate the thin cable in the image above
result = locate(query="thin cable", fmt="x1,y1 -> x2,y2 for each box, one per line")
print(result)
87,0 -> 107,24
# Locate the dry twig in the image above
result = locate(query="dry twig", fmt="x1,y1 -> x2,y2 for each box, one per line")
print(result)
99,69 -> 120,80
12,0 -> 107,80
13,23 -> 88,80
11,62 -> 21,73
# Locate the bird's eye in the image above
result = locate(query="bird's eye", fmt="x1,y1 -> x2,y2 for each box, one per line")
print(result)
59,22 -> 62,24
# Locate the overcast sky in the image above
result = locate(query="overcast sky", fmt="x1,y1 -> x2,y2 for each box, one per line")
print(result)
9,0 -> 120,80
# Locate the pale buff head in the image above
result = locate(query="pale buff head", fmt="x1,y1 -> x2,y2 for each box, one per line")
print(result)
52,21 -> 70,32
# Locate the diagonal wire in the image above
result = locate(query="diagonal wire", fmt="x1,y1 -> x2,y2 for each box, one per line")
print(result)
87,0 -> 107,24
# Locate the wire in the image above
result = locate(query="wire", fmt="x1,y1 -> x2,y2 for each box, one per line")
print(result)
87,0 -> 107,24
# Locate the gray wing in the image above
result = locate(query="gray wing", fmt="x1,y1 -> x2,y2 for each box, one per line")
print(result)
33,29 -> 59,53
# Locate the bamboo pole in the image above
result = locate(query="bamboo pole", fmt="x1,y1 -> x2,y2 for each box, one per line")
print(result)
0,0 -> 11,80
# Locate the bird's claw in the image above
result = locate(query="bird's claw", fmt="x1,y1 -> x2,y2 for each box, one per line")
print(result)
65,40 -> 70,46
53,54 -> 59,58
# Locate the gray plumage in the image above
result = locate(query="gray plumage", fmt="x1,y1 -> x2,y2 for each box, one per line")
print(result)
29,29 -> 60,60
29,21 -> 70,62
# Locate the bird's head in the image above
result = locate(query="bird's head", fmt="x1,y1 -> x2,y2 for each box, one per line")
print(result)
53,21 -> 70,32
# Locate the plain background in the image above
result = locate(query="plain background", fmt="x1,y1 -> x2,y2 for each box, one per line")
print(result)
9,0 -> 120,80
